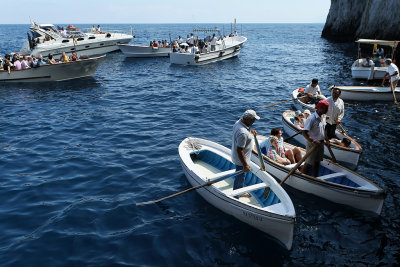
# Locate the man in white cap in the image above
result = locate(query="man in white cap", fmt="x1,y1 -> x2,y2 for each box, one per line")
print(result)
382,59 -> 400,104
232,109 -> 259,198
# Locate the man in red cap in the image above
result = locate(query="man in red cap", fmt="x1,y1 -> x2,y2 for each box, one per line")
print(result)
301,100 -> 329,177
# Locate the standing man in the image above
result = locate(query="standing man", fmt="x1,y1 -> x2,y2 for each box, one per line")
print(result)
301,78 -> 326,104
232,109 -> 260,198
210,34 -> 217,51
301,100 -> 329,177
382,59 -> 400,104
325,88 -> 344,139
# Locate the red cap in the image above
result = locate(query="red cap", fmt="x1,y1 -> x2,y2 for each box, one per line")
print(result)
298,87 -> 304,93
315,100 -> 329,109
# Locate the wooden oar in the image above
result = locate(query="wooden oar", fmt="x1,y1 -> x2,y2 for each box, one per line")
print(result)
262,95 -> 307,108
284,131 -> 302,142
279,143 -> 318,186
337,124 -> 348,136
325,142 -> 337,163
254,135 -> 265,171
136,170 -> 244,206
390,79 -> 399,104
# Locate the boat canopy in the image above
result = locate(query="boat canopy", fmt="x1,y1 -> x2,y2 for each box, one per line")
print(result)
356,39 -> 399,47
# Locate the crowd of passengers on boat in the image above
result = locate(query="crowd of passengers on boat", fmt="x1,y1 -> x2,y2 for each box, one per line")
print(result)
0,51 -> 85,73
149,31 -> 239,54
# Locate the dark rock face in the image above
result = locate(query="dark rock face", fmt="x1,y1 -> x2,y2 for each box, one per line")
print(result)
322,0 -> 400,42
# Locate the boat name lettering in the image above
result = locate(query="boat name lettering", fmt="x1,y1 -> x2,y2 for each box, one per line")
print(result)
242,211 -> 263,221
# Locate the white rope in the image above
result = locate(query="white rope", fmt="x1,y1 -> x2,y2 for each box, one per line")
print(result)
185,138 -> 202,154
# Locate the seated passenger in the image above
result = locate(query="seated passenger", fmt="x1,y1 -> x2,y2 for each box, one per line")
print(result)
36,54 -> 47,66
14,57 -> 22,70
272,127 -> 302,164
70,52 -> 78,61
153,40 -> 158,48
47,54 -> 56,64
294,110 -> 304,129
61,52 -> 69,63
303,109 -> 311,124
3,54 -> 12,74
331,137 -> 351,148
29,54 -> 38,67
267,136 -> 291,165
362,57 -> 374,67
21,55 -> 30,69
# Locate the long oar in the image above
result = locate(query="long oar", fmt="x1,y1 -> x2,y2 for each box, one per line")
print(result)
279,143 -> 318,185
254,135 -> 265,171
136,170 -> 244,206
337,124 -> 348,136
325,142 -> 337,163
263,142 -> 318,198
262,95 -> 307,108
390,79 -> 399,104
284,131 -> 302,142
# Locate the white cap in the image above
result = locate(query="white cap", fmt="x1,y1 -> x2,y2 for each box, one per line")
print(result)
304,109 -> 311,115
242,109 -> 260,120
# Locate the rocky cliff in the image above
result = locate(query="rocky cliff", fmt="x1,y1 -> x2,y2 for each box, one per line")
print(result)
322,0 -> 400,41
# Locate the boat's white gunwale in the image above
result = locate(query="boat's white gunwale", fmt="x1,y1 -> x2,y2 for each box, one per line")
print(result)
282,110 -> 363,153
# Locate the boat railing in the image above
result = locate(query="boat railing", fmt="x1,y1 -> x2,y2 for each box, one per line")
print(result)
82,28 -> 131,35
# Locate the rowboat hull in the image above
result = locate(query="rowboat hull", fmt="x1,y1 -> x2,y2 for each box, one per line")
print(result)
0,56 -> 104,82
282,110 -> 362,168
252,135 -> 385,214
118,44 -> 170,57
292,88 -> 315,111
170,36 -> 247,65
330,86 -> 400,101
351,60 -> 387,80
179,137 -> 295,249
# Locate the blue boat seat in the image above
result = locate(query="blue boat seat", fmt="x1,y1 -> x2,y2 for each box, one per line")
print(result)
192,149 -> 282,207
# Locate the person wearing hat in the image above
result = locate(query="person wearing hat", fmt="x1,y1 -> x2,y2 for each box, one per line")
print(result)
325,87 -> 344,139
382,59 -> 400,104
303,109 -> 311,125
231,109 -> 260,198
301,100 -> 329,177
294,110 -> 305,130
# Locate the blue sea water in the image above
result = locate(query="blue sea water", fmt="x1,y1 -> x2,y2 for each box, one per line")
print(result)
0,23 -> 399,266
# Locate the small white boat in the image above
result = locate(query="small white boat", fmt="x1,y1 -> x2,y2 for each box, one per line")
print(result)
292,88 -> 316,111
118,44 -> 170,57
179,137 -> 295,249
252,135 -> 385,214
282,110 -> 362,168
351,39 -> 399,80
18,22 -> 133,58
0,56 -> 104,82
170,24 -> 247,65
329,85 -> 400,101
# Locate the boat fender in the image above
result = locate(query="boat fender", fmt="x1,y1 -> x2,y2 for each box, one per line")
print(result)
219,51 -> 224,57
106,33 -> 111,38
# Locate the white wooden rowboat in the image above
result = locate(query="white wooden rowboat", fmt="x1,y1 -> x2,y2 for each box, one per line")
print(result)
118,44 -> 170,57
252,135 -> 385,214
282,110 -> 362,168
179,137 -> 296,250
0,55 -> 104,83
329,85 -> 400,101
292,88 -> 316,111
170,35 -> 247,66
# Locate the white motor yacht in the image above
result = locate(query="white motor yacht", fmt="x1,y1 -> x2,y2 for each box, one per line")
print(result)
18,22 -> 134,58
170,20 -> 247,66
351,39 -> 399,80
